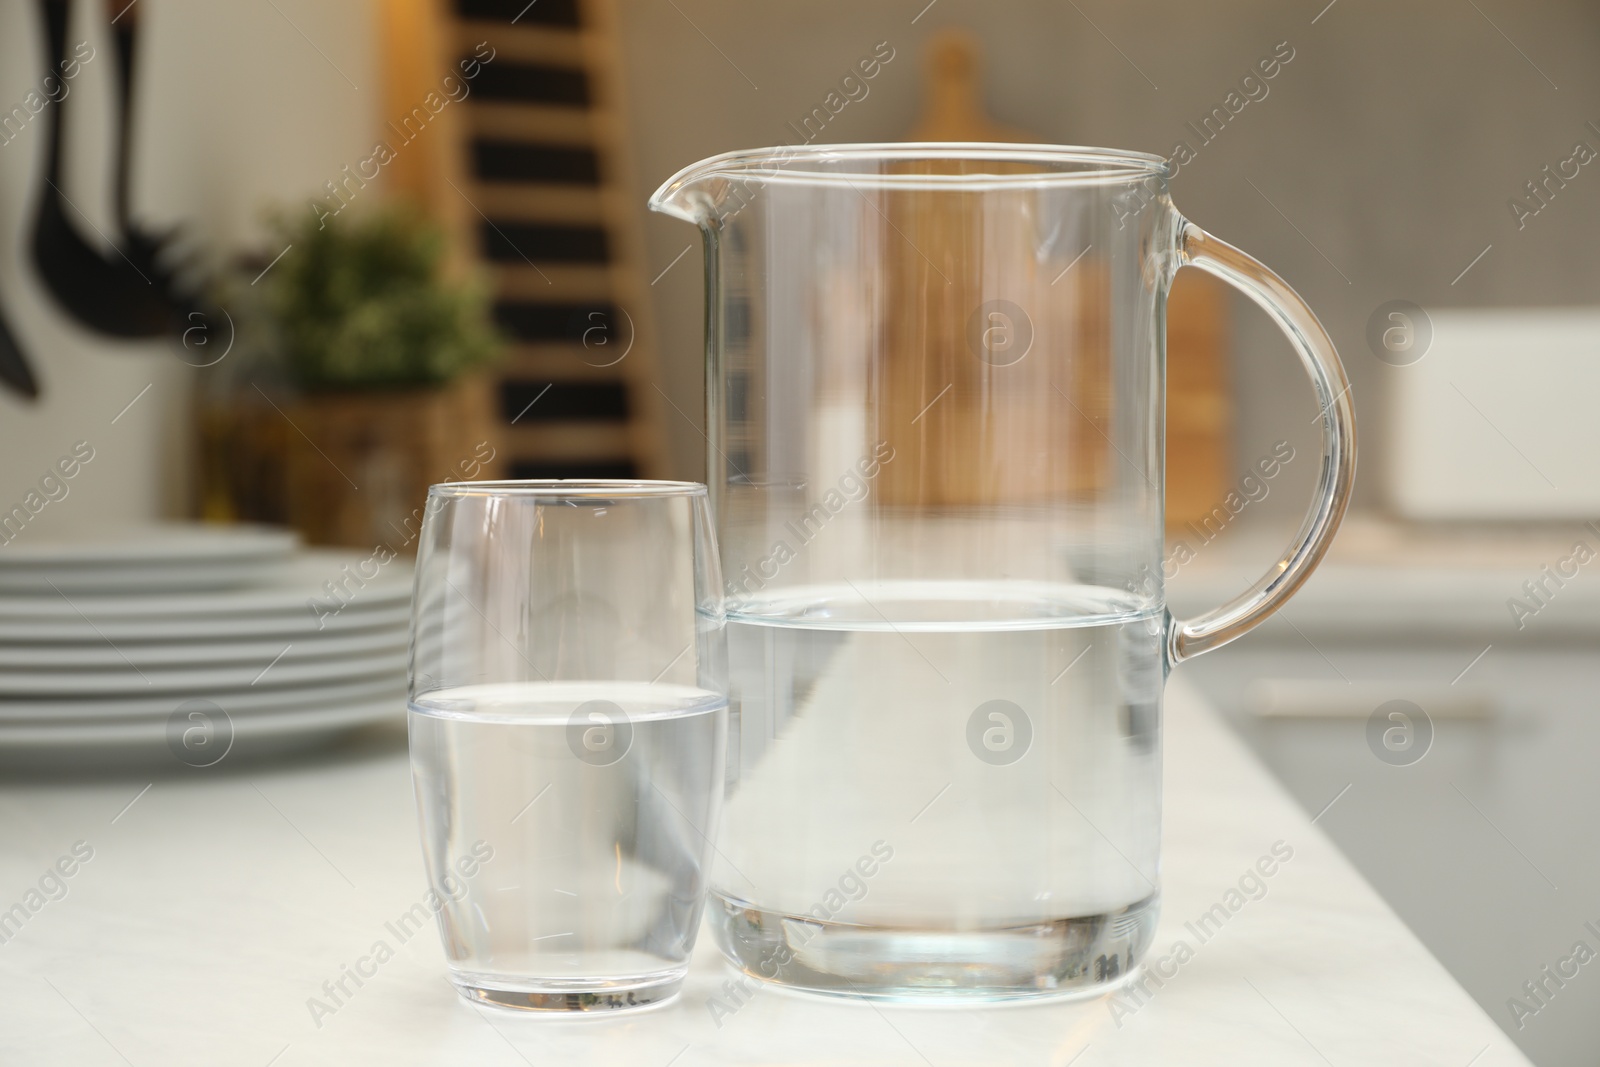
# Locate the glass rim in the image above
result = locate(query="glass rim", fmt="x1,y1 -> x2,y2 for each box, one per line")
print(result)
428,479 -> 708,499
651,142 -> 1171,210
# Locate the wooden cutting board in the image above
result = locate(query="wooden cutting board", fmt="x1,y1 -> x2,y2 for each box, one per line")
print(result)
886,29 -> 1231,526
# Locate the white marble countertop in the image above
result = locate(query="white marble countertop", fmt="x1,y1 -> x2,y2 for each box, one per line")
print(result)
0,677 -> 1527,1066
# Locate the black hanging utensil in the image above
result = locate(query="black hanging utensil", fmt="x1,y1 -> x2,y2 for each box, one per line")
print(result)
0,301 -> 40,400
106,0 -> 195,314
30,0 -> 175,338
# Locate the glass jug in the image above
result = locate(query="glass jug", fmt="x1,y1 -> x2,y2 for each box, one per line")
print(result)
649,143 -> 1355,1000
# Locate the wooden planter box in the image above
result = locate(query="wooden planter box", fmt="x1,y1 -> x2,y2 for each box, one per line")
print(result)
203,375 -> 503,551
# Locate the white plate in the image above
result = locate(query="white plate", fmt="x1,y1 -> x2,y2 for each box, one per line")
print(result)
0,697 -> 402,767
0,626 -> 408,670
0,676 -> 403,720
0,558 -> 301,596
0,603 -> 408,644
0,551 -> 412,621
0,649 -> 407,697
0,523 -> 297,566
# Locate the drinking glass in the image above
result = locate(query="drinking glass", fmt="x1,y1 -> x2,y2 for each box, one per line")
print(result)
407,480 -> 727,1012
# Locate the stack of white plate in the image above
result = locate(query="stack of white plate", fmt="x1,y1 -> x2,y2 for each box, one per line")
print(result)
0,525 -> 410,767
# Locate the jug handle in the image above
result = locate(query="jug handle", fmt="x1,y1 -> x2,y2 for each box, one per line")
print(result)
1165,221 -> 1357,664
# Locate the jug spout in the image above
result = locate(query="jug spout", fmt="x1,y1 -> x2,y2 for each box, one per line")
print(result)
648,149 -> 759,225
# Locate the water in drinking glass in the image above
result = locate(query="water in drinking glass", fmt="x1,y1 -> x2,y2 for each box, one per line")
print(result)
410,680 -> 727,1011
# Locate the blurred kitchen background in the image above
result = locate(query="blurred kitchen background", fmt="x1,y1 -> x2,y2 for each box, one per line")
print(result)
1,1 -> 1598,1063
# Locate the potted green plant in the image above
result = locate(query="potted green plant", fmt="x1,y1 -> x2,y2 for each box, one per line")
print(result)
261,206 -> 504,547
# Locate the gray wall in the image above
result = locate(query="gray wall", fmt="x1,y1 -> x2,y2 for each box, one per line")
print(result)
616,0 -> 1600,519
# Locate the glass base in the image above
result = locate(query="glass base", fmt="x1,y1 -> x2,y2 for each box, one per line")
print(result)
449,968 -> 686,1013
708,892 -> 1158,1002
